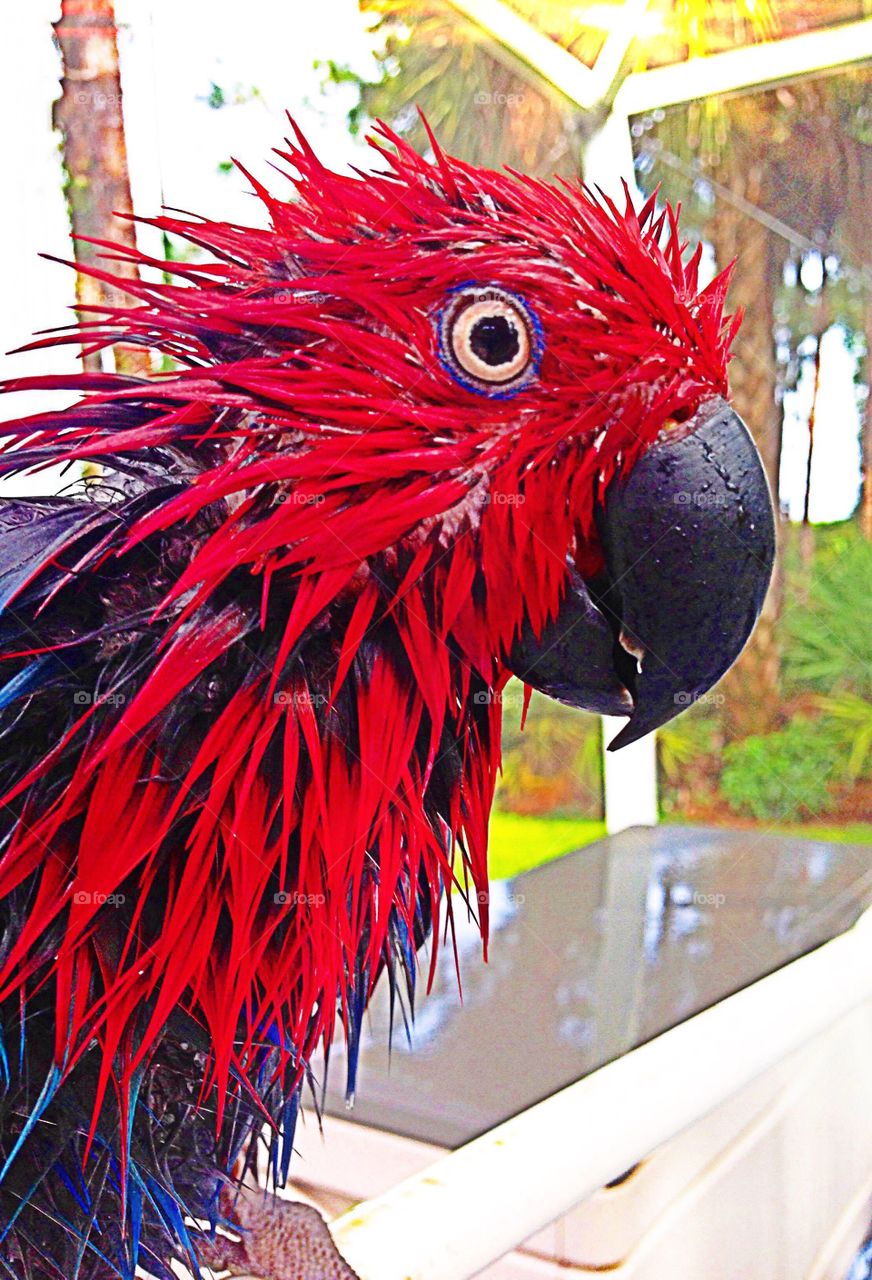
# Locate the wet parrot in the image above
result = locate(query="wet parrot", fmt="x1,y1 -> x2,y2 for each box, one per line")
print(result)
0,121 -> 774,1278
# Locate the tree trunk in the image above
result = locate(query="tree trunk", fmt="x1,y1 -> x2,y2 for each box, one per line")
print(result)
53,0 -> 149,375
799,272 -> 830,572
708,162 -> 784,739
861,294 -> 872,541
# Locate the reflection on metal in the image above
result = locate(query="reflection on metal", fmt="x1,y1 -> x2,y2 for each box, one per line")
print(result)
320,827 -> 872,1148
331,906 -> 872,1280
446,0 -> 649,109
448,0 -> 872,116
614,16 -> 872,115
589,829 -> 650,1058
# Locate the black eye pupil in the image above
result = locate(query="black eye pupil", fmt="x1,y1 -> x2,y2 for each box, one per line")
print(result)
468,314 -> 520,367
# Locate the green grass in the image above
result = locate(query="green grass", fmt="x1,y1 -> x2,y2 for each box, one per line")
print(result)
670,816 -> 872,846
759,821 -> 872,845
487,812 -> 606,879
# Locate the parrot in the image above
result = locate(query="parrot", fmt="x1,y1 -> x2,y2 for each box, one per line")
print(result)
0,119 -> 774,1279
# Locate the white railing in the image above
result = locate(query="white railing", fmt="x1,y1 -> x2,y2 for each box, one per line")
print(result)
328,908 -> 872,1280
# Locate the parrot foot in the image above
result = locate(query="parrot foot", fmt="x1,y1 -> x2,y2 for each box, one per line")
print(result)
202,1185 -> 361,1280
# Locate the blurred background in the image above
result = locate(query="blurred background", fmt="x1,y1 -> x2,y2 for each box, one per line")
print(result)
1,0 -> 870,872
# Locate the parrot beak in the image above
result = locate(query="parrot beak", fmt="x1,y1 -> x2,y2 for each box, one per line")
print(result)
508,397 -> 775,749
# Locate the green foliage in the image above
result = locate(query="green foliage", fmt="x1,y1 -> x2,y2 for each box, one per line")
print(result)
721,717 -> 840,822
655,521 -> 870,824
657,709 -> 719,782
333,1 -> 584,180
786,823 -> 872,846
205,81 -> 226,110
201,81 -> 262,111
783,524 -> 872,697
160,231 -> 202,266
496,683 -> 602,818
317,59 -> 371,136
814,692 -> 872,782
657,706 -> 722,817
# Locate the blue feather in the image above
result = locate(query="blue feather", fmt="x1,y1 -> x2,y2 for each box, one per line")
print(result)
345,963 -> 368,1104
0,654 -> 58,713
146,1177 -> 201,1277
279,1088 -> 300,1188
0,1022 -> 8,1089
0,1064 -> 60,1194
52,1158 -> 93,1217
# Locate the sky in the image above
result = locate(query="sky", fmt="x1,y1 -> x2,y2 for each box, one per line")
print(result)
114,0 -> 379,235
781,327 -> 863,523
0,1 -> 864,522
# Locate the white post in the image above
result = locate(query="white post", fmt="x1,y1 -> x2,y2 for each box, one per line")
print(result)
602,715 -> 658,832
582,105 -> 639,201
584,109 -> 660,834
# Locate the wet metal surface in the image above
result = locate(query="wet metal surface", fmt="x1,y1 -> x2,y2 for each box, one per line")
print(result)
321,825 -> 872,1149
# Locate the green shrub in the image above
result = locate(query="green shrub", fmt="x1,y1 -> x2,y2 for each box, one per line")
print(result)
497,682 -> 602,818
721,717 -> 839,822
814,692 -> 872,782
783,525 -> 872,697
658,709 -> 719,782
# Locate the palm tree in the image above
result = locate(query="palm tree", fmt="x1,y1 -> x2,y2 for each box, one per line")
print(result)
861,297 -> 872,542
349,1 -> 588,178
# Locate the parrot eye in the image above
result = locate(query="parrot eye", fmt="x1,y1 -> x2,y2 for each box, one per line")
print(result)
437,284 -> 543,397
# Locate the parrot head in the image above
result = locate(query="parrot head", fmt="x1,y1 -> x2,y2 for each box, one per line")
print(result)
218,118 -> 776,748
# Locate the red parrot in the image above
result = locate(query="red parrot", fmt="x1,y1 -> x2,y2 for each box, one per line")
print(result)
0,120 -> 774,1279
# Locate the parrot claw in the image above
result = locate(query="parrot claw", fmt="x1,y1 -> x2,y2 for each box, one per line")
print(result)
202,1187 -> 361,1280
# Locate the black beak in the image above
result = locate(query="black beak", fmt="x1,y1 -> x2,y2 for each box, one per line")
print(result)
508,397 -> 775,750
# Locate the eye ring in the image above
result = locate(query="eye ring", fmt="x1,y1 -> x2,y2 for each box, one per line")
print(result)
437,283 -> 543,398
